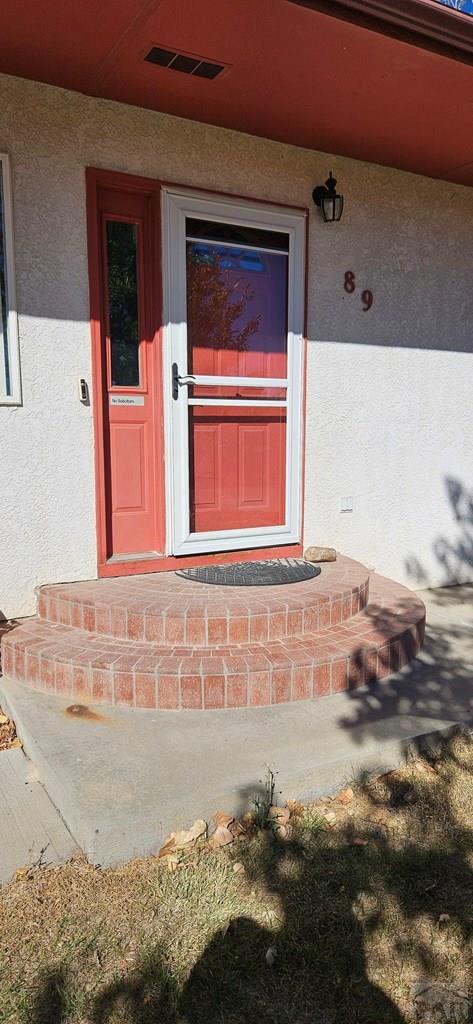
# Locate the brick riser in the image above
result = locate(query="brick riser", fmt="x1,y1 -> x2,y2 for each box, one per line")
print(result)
36,555 -> 370,644
2,572 -> 426,711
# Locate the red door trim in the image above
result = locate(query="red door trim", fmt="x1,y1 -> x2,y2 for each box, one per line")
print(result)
86,166 -> 308,578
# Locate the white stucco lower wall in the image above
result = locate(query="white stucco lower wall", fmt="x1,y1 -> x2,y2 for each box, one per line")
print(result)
1,74 -> 472,617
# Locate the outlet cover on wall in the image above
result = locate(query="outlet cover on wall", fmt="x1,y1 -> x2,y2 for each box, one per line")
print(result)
340,496 -> 353,513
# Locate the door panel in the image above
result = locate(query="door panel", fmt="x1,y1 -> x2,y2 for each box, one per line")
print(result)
109,422 -> 146,512
190,410 -> 286,532
98,187 -> 161,559
164,189 -> 306,555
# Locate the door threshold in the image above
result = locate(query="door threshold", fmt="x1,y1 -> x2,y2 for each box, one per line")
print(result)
99,543 -> 303,579
106,551 -> 161,564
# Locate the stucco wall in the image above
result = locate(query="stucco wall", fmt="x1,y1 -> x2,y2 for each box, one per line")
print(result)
1,73 -> 472,617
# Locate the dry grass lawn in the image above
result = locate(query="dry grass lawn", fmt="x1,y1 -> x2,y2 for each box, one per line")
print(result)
2,734 -> 473,1023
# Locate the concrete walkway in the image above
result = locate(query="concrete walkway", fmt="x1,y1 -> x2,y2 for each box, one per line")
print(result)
0,585 -> 472,869
0,746 -> 77,885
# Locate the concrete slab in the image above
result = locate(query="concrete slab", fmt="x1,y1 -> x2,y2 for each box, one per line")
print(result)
0,747 -> 78,885
0,586 -> 472,868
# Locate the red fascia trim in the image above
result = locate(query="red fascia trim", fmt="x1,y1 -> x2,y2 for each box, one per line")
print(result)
288,0 -> 473,65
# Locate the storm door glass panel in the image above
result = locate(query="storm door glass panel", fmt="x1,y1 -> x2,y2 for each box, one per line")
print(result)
106,220 -> 140,387
186,218 -> 288,392
185,218 -> 288,533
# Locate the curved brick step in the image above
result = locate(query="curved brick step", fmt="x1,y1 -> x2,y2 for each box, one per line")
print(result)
36,555 -> 370,644
3,574 -> 425,710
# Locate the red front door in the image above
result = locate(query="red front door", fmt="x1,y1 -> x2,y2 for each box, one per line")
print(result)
96,185 -> 163,560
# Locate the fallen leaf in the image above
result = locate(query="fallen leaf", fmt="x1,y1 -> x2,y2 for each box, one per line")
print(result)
323,810 -> 337,825
158,832 -> 176,859
208,825 -> 234,849
437,913 -> 451,927
337,787 -> 354,805
9,737 -> 22,749
414,760 -> 437,776
167,855 -> 180,872
14,867 -> 28,880
232,861 -> 245,874
228,820 -> 245,838
286,799 -> 304,818
268,805 -> 290,825
0,714 -> 8,725
266,946 -> 277,966
174,819 -> 207,849
213,810 -> 234,829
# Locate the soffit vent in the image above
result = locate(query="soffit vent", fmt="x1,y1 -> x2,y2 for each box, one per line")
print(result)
145,46 -> 226,79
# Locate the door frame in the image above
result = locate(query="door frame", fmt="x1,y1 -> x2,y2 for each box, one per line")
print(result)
87,168 -> 308,577
161,186 -> 307,556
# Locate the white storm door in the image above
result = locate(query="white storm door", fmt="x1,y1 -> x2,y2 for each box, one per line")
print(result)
162,188 -> 306,556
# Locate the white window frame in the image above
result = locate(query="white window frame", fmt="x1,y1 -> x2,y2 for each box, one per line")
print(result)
0,154 -> 21,405
161,186 -> 306,556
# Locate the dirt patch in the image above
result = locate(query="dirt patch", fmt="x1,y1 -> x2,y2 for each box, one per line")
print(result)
2,735 -> 473,1023
0,707 -> 18,751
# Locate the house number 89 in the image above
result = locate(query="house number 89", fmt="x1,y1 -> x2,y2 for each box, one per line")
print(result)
344,271 -> 373,311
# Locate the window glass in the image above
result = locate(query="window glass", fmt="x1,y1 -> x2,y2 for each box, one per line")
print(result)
186,219 -> 288,381
106,220 -> 140,387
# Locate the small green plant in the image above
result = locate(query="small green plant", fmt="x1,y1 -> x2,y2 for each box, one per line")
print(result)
253,766 -> 279,829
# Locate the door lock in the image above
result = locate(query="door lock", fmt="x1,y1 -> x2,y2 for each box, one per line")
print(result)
172,363 -> 195,400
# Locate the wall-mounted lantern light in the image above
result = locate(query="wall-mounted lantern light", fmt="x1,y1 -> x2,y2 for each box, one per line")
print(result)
312,171 -> 344,223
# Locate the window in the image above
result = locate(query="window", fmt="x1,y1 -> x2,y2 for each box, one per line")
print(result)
0,154 -> 21,404
106,219 -> 140,388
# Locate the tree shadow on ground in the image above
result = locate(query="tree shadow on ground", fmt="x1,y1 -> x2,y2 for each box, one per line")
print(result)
31,968 -> 69,1024
337,515 -> 473,751
27,742 -> 473,1023
177,834 -> 406,1024
338,604 -> 473,750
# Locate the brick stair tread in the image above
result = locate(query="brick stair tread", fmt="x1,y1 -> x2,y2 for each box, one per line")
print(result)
36,554 -> 370,642
2,573 -> 425,709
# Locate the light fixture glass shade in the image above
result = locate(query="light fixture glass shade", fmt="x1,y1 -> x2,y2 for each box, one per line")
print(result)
321,193 -> 344,223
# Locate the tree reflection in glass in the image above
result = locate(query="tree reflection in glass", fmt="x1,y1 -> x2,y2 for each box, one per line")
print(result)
106,220 -> 140,388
